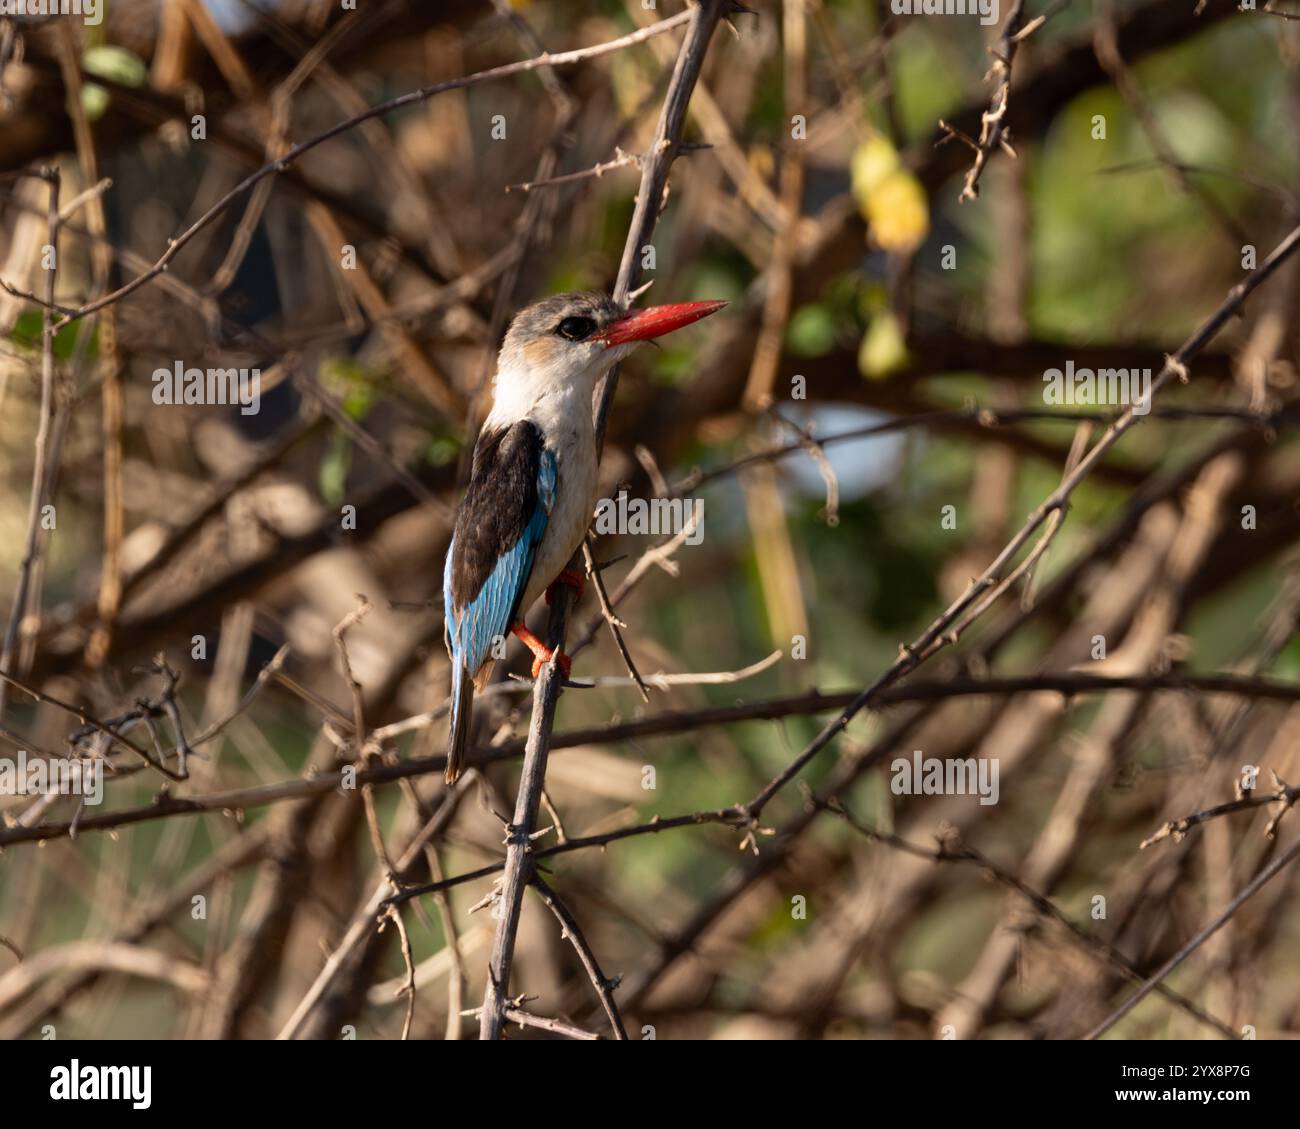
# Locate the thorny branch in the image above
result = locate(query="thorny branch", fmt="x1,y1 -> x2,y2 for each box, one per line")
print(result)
476,0 -> 735,1041
3,0 -> 1299,1045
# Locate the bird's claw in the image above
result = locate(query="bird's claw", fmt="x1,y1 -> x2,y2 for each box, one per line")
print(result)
511,623 -> 573,680
531,649 -> 572,680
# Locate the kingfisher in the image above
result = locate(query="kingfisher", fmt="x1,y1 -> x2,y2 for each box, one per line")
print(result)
441,291 -> 726,781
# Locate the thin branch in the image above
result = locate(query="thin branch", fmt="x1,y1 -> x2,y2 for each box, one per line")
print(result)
1084,833 -> 1300,1039
370,650 -> 780,743
10,668 -> 1300,848
531,875 -> 628,1040
940,0 -> 1069,202
0,941 -> 209,1010
477,0 -> 733,1042
669,403 -> 1290,499
501,1007 -> 602,1040
1141,771 -> 1300,848
823,800 -> 1237,1040
381,906 -> 417,1041
276,778 -> 471,1040
0,669 -> 185,782
471,1004 -> 602,1040
0,166 -> 59,721
506,145 -> 644,192
741,221 -> 1300,823
48,11 -> 695,331
333,597 -> 395,878
583,537 -> 650,703
1093,0 -> 1248,249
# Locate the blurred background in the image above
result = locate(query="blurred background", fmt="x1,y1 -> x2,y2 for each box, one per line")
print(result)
1,0 -> 1299,1040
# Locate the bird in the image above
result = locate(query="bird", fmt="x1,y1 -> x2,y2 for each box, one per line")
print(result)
441,290 -> 726,782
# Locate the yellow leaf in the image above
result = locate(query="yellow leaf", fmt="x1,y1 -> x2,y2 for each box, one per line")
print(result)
864,169 -> 929,254
851,135 -> 901,202
858,312 -> 909,380
851,136 -> 930,254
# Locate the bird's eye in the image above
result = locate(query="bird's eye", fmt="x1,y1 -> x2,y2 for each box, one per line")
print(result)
556,316 -> 596,341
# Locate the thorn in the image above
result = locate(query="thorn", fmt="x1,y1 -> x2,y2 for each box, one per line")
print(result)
467,889 -> 498,915
627,278 -> 655,303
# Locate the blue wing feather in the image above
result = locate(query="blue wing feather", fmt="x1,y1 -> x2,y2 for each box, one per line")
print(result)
443,429 -> 555,780
445,445 -> 556,677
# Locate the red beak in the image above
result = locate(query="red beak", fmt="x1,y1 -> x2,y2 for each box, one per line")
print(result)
598,300 -> 727,348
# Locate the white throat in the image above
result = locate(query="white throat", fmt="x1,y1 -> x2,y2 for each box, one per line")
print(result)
485,358 -> 602,434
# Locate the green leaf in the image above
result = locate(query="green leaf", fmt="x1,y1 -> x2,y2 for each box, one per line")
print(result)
320,357 -> 378,419
786,304 -> 837,357
82,45 -> 148,87
10,310 -> 96,362
425,434 -> 461,467
319,435 -> 351,504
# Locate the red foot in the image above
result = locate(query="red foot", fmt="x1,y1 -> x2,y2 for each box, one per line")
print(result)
511,624 -> 573,680
545,567 -> 586,606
